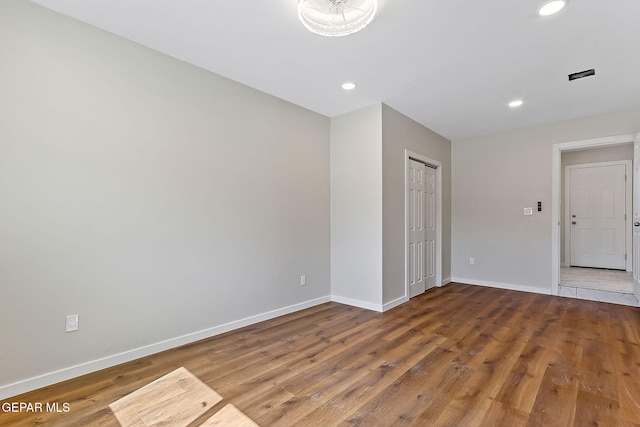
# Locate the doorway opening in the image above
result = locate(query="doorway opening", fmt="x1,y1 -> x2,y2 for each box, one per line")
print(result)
552,133 -> 638,306
405,150 -> 442,299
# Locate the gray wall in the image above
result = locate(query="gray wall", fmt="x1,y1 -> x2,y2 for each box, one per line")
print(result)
560,144 -> 634,265
452,109 -> 640,292
330,105 -> 383,307
0,0 -> 330,393
382,105 -> 451,304
330,104 -> 452,309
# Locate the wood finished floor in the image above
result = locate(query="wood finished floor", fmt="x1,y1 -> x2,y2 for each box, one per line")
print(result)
2,283 -> 640,426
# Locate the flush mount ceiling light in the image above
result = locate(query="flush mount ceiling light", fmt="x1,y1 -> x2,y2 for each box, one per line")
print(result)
538,0 -> 567,16
509,99 -> 524,108
342,82 -> 356,90
298,0 -> 378,37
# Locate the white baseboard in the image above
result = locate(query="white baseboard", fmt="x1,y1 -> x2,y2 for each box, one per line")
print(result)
382,296 -> 408,312
330,295 -> 383,312
441,277 -> 452,286
451,277 -> 552,296
0,296 -> 331,401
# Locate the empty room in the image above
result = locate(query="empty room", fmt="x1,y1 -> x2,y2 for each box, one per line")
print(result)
1,0 -> 640,426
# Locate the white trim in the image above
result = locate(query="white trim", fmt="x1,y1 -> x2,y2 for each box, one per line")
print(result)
634,132 -> 640,302
0,296 -> 331,400
451,277 -> 552,296
382,279 -> 452,312
404,150 -> 443,300
382,296 -> 408,312
330,295 -> 383,312
552,134 -> 636,296
564,160 -> 633,271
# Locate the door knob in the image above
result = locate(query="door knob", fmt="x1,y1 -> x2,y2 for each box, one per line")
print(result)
635,222 -> 640,227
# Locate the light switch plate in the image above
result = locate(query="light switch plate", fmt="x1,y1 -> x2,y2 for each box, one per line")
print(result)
524,208 -> 533,216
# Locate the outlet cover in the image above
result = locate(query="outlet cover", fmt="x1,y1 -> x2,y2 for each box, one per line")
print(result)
66,314 -> 79,333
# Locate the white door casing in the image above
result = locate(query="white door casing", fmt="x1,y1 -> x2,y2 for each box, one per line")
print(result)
633,132 -> 640,302
567,162 -> 628,270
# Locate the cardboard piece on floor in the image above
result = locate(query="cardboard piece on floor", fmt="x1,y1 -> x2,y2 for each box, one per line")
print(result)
109,366 -> 222,427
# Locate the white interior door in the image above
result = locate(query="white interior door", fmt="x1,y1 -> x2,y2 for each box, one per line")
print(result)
424,165 -> 437,291
569,163 -> 627,269
633,133 -> 640,302
408,160 -> 437,298
408,159 -> 426,297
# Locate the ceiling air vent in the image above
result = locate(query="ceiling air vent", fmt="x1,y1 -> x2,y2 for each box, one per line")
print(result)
568,69 -> 595,81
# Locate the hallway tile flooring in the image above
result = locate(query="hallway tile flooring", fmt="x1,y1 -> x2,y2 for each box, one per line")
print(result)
559,267 -> 638,307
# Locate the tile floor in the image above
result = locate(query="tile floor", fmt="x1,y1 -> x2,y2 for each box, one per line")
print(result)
559,266 -> 638,307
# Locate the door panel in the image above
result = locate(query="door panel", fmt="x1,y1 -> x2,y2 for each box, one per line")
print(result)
570,164 -> 626,269
424,166 -> 437,290
601,230 -> 616,255
408,159 -> 426,297
408,159 -> 438,298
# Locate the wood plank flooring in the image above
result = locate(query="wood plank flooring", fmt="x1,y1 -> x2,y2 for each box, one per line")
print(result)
2,283 -> 640,426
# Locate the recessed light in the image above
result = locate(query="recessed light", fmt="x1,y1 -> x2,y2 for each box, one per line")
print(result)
342,82 -> 356,91
538,0 -> 567,16
509,99 -> 524,108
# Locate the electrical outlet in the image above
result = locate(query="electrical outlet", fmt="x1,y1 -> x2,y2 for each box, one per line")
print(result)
66,314 -> 78,333
469,257 -> 475,265
300,275 -> 306,286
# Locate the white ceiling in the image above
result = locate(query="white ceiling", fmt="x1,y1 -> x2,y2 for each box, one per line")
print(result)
30,0 -> 640,140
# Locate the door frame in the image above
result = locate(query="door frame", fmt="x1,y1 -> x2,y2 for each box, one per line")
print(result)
405,149 -> 442,299
633,133 -> 640,303
564,161 -> 632,271
551,134 -> 636,295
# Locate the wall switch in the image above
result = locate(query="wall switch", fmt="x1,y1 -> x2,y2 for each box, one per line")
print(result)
524,208 -> 533,216
300,275 -> 306,286
469,257 -> 475,265
65,314 -> 78,333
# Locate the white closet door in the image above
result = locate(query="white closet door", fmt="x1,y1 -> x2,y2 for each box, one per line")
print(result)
424,165 -> 437,290
408,159 -> 426,297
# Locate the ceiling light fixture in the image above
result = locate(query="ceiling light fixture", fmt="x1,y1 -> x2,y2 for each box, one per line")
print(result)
342,82 -> 356,90
298,0 -> 378,37
538,0 -> 567,16
509,100 -> 524,108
